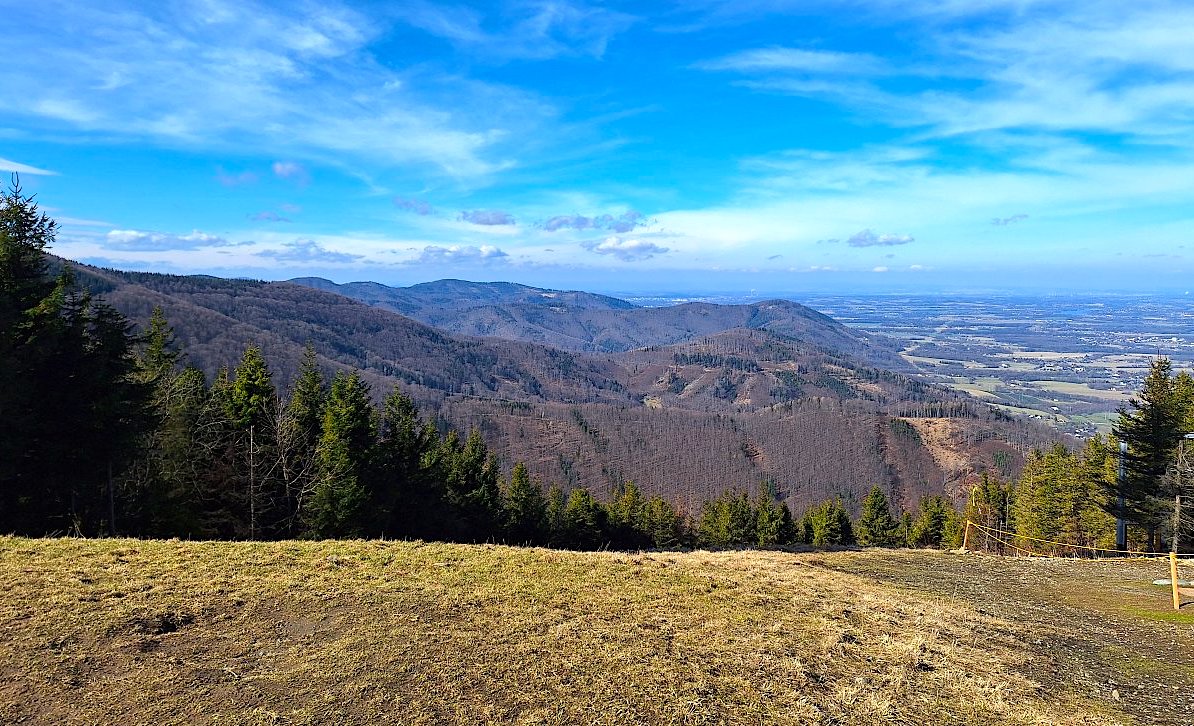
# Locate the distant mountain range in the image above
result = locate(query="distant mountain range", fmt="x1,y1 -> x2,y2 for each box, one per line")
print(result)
289,277 -> 910,370
67,260 -> 1062,513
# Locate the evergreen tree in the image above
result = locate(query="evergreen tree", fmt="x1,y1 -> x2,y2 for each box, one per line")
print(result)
641,496 -> 683,549
801,498 -> 855,548
1113,358 -> 1183,542
607,481 -> 649,549
754,492 -> 787,548
961,473 -> 1012,552
545,485 -> 568,546
309,371 -> 375,538
0,181 -> 150,535
274,346 -> 326,536
228,344 -> 279,539
698,491 -> 756,547
143,365 -> 211,537
563,488 -> 607,550
373,386 -> 439,538
856,486 -> 901,547
504,462 -> 548,545
911,495 -> 956,548
440,428 -> 504,541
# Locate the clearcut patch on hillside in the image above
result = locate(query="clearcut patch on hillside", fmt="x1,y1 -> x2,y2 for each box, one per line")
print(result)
1,538 -> 1183,725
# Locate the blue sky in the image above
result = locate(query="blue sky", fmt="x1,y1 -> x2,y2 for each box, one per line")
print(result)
4,0 -> 1194,294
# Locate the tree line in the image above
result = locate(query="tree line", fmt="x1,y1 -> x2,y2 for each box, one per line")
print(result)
6,181 -> 1189,552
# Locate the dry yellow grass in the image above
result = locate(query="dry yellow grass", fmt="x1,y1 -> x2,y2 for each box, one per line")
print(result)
0,538 -> 1148,725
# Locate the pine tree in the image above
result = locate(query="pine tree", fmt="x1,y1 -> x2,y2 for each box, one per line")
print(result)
641,496 -> 683,549
545,485 -> 568,546
0,180 -> 150,535
754,492 -> 786,548
856,486 -> 900,547
911,495 -> 956,548
1114,358 -> 1183,543
275,346 -> 325,536
504,462 -> 548,545
607,481 -> 648,548
309,370 -> 375,538
373,386 -> 438,538
563,488 -> 607,550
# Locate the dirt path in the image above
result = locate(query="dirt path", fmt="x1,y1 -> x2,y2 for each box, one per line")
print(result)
815,551 -> 1194,726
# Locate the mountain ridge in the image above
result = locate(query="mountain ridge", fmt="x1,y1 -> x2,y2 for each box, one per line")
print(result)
62,259 -> 1061,513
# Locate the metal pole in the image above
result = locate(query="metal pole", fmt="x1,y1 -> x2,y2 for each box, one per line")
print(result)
1117,441 -> 1128,552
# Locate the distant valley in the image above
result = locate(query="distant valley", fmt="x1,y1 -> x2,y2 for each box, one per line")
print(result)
69,261 -> 1062,515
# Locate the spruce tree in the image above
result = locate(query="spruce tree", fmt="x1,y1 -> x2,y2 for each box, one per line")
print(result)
545,485 -> 568,546
441,428 -> 504,541
607,481 -> 648,548
310,370 -> 375,538
1113,358 -> 1183,537
754,492 -> 785,548
504,462 -> 548,545
856,486 -> 900,547
911,495 -> 955,548
373,386 -> 438,538
563,488 -> 607,550
275,346 -> 326,536
641,496 -> 683,549
0,180 -> 149,535
802,498 -> 854,547
228,344 -> 278,539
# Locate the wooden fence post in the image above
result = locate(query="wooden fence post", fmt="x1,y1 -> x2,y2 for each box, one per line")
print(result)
962,520 -> 972,552
1172,552 -> 1181,611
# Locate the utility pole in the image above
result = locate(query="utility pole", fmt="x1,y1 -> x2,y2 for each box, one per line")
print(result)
1117,440 -> 1128,552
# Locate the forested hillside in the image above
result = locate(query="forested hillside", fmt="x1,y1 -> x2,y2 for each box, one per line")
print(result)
65,259 -> 1062,516
290,276 -> 909,369
8,184 -> 1192,552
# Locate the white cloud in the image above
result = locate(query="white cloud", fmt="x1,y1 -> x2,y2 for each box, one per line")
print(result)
872,266 -> 889,272
413,244 -> 509,265
395,0 -> 637,60
582,236 -> 669,261
845,229 -> 914,247
698,47 -> 886,75
259,240 -> 361,264
2,0 -> 556,179
272,161 -> 310,185
0,157 -> 57,176
105,229 -> 232,251
460,209 -> 516,226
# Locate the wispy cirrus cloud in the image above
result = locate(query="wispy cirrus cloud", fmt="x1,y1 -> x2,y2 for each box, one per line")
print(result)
0,157 -> 57,176
4,0 -> 555,179
395,0 -> 637,61
697,47 -> 886,75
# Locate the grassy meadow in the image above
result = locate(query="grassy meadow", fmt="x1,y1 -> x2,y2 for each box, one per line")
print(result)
2,537 -> 1190,725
